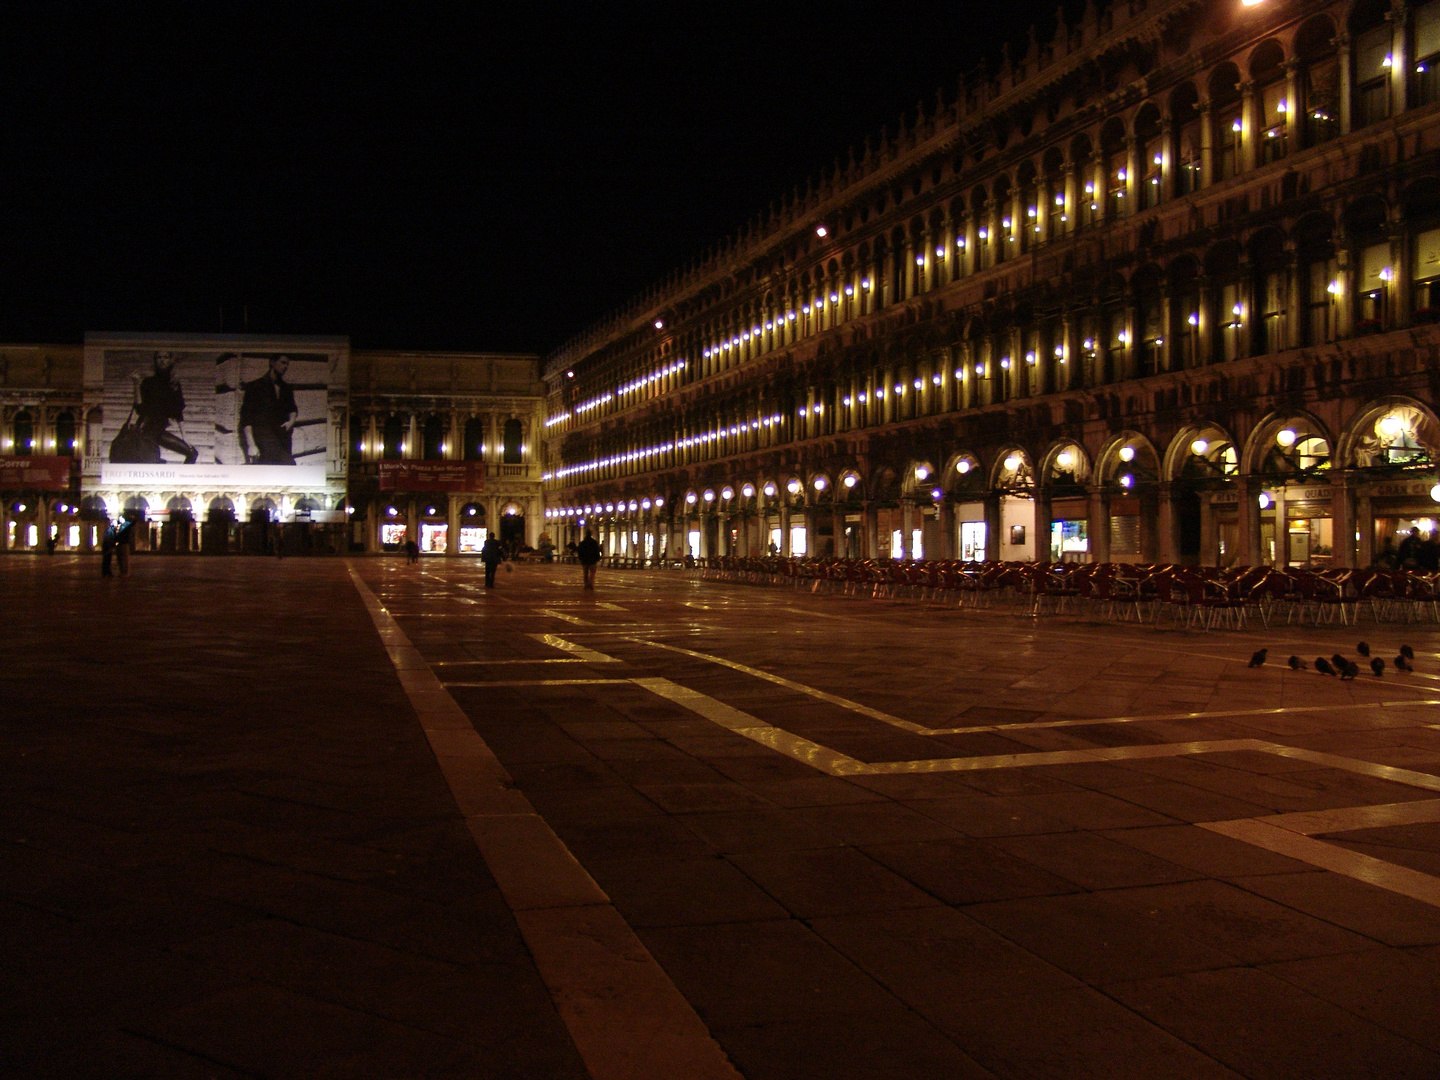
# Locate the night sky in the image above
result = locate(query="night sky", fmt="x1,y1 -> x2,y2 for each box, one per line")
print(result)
1,2 -> 1075,354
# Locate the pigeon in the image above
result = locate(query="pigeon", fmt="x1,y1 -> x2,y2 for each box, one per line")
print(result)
1331,653 -> 1349,672
1315,657 -> 1336,676
1401,645 -> 1415,660
1396,655 -> 1413,673
1340,660 -> 1359,680
1357,642 -> 1370,657
1371,657 -> 1385,677
1288,655 -> 1306,671
1248,648 -> 1268,668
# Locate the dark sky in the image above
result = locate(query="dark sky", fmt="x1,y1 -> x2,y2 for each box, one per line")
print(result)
0,2 -> 1073,354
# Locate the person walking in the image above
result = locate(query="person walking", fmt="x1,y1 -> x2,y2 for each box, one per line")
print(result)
480,534 -> 505,587
404,538 -> 419,565
577,530 -> 601,590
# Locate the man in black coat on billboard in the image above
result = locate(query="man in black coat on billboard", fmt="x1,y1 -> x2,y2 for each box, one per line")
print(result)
240,356 -> 299,465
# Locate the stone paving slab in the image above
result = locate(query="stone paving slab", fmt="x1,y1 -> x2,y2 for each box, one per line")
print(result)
364,559 -> 1440,1079
0,556 -> 589,1079
9,554 -> 1440,1078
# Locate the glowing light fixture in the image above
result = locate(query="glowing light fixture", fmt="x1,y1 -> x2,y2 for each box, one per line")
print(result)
956,460 -> 972,475
1004,454 -> 1022,472
1258,492 -> 1272,509
1276,428 -> 1298,448
1119,446 -> 1136,462
1191,439 -> 1210,455
915,466 -> 929,480
786,479 -> 802,495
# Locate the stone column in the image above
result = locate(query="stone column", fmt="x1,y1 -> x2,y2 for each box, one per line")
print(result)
1062,163 -> 1077,237
983,493 -> 1002,563
1200,495 -> 1217,566
1160,116 -> 1177,202
1124,136 -> 1140,213
1087,487 -> 1110,564
1196,276 -> 1215,365
446,494 -> 459,557
1393,1 -> 1411,117
863,502 -> 880,559
1284,61 -> 1303,153
1356,488 -> 1375,567
832,504 -> 847,558
1139,485 -> 1160,563
1156,483 -> 1182,565
937,502 -> 954,560
1338,32 -> 1354,134
1273,486 -> 1289,567
1198,101 -> 1215,188
1240,80 -> 1258,173
779,503 -> 791,557
1237,476 -> 1263,567
900,499 -> 915,559
1033,488 -> 1052,563
1330,475 -> 1353,576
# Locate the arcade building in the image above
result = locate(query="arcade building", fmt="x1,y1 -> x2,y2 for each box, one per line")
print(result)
540,0 -> 1440,570
0,335 -> 546,556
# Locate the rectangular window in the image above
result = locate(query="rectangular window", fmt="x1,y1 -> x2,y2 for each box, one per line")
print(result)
1140,141 -> 1161,209
1417,1 -> 1440,104
1306,261 -> 1337,344
1305,58 -> 1340,144
1216,111 -> 1241,181
1360,241 -> 1392,325
1355,26 -> 1392,127
1415,227 -> 1440,312
960,521 -> 986,562
1260,82 -> 1288,163
1176,121 -> 1201,194
1219,282 -> 1242,361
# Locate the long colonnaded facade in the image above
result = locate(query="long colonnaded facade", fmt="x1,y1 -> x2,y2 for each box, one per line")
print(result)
0,335 -> 546,556
540,0 -> 1440,570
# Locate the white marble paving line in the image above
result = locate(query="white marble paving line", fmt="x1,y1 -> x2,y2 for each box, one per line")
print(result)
631,637 -> 1440,738
347,566 -> 742,1080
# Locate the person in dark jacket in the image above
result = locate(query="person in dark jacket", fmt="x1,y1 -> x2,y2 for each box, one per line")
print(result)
133,351 -> 199,464
576,531 -> 601,590
240,356 -> 299,465
480,535 -> 505,587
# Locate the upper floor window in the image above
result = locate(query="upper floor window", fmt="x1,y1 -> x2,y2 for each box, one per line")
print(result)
464,417 -> 484,460
1259,81 -> 1288,163
1175,116 -> 1202,195
1215,108 -> 1242,182
502,418 -> 523,464
423,415 -> 445,460
382,414 -> 404,459
55,413 -> 76,457
1355,25 -> 1392,128
1415,0 -> 1440,105
12,412 -> 33,456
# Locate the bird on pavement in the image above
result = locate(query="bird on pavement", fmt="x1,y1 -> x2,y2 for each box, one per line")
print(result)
1288,655 -> 1306,671
1315,657 -> 1337,676
1340,660 -> 1359,680
1371,657 -> 1385,677
1357,642 -> 1370,657
1396,655 -> 1413,672
1401,645 -> 1415,660
1331,653 -> 1349,672
1248,648 -> 1268,667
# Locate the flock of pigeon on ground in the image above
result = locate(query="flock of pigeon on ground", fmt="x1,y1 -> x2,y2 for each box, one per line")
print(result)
1248,642 -> 1416,680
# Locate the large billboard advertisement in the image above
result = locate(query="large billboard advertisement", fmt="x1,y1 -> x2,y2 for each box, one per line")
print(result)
95,346 -> 344,488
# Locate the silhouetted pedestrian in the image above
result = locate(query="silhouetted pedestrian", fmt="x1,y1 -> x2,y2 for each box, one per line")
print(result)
405,539 -> 419,564
480,535 -> 504,587
577,531 -> 601,590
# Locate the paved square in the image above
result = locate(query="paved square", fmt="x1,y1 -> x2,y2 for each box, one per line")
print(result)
6,555 -> 1440,1078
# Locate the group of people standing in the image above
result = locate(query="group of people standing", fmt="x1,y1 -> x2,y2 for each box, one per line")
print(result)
468,530 -> 602,589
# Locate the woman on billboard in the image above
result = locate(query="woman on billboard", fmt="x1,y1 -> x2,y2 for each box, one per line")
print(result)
113,351 -> 199,464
